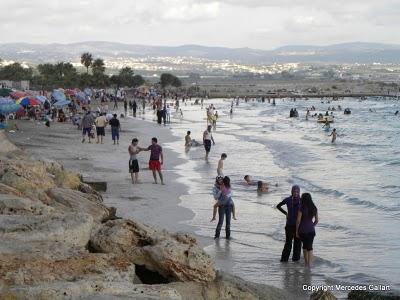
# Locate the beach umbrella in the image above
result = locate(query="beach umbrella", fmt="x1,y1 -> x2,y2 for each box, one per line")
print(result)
0,103 -> 22,114
53,100 -> 71,108
35,95 -> 48,103
0,97 -> 15,104
0,88 -> 12,97
76,91 -> 88,103
16,97 -> 41,107
52,89 -> 66,103
84,88 -> 92,96
10,91 -> 29,99
65,89 -> 77,96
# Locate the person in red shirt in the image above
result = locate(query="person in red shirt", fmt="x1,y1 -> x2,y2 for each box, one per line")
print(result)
143,137 -> 164,185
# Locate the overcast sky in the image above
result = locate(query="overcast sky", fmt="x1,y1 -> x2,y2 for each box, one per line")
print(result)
1,0 -> 399,49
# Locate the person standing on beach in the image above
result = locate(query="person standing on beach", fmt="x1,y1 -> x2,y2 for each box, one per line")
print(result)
217,153 -> 227,176
132,100 -> 137,117
277,185 -> 302,262
81,111 -> 95,143
109,114 -> 121,145
95,113 -> 107,144
296,193 -> 318,267
128,138 -> 142,184
143,137 -> 164,185
123,99 -> 128,116
203,125 -> 215,160
211,176 -> 236,240
329,128 -> 337,143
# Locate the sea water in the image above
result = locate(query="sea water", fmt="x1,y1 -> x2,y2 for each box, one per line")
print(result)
146,97 -> 400,298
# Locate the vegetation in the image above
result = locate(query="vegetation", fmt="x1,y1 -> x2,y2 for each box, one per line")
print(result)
0,52 -> 147,90
81,52 -> 93,74
160,73 -> 182,88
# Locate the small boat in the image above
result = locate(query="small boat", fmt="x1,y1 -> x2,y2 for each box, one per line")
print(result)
317,116 -> 334,123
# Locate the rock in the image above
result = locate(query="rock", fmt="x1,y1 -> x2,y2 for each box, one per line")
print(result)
0,212 -> 94,247
82,179 -> 107,192
46,188 -> 110,222
311,290 -> 338,300
90,219 -> 216,283
0,193 -> 54,215
79,182 -> 104,202
0,183 -> 23,197
348,290 -> 400,300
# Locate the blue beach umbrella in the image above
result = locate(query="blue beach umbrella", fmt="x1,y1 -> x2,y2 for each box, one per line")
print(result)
52,89 -> 66,103
35,95 -> 48,103
0,97 -> 15,104
0,103 -> 22,114
53,100 -> 71,108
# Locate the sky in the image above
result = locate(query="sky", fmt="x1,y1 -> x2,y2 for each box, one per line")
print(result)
1,0 -> 399,49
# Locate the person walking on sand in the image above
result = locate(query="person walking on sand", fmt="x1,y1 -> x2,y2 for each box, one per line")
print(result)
132,100 -> 137,117
109,114 -> 121,145
277,185 -> 302,262
211,176 -> 236,240
81,110 -> 95,143
329,128 -> 337,143
296,193 -> 318,267
143,137 -> 164,185
128,138 -> 143,184
217,153 -> 227,176
203,125 -> 215,160
95,113 -> 107,144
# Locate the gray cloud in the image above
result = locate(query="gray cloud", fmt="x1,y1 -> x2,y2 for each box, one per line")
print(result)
0,0 -> 399,49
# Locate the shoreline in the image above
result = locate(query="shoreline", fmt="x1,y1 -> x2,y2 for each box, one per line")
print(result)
5,114 -> 201,237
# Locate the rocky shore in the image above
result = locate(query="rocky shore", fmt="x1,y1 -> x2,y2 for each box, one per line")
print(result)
0,130 -> 292,299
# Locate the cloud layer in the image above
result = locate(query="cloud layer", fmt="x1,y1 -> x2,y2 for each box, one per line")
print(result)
1,0 -> 399,49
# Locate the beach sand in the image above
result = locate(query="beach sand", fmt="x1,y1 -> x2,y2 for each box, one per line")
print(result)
5,115 -> 201,241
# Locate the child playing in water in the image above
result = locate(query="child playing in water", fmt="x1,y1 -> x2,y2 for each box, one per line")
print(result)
217,153 -> 227,176
329,128 -> 337,143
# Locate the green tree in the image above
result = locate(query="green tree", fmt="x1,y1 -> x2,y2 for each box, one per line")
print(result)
92,58 -> 105,76
0,62 -> 33,81
160,73 -> 181,88
81,52 -> 93,74
132,75 -> 145,87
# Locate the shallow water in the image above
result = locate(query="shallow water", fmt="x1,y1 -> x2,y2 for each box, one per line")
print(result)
141,97 -> 400,298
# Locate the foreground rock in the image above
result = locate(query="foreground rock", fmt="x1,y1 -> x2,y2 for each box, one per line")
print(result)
90,219 -> 216,283
0,131 -> 290,299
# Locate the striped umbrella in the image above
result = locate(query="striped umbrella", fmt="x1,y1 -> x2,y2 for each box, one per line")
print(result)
16,97 -> 41,107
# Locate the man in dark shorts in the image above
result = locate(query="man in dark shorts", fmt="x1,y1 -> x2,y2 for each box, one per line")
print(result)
109,114 -> 121,145
143,137 -> 164,185
81,111 -> 94,143
276,185 -> 302,262
203,125 -> 215,160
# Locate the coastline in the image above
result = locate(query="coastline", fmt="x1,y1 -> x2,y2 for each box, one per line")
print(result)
5,114 -> 201,238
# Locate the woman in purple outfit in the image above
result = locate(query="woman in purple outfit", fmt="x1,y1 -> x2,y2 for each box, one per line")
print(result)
296,193 -> 319,267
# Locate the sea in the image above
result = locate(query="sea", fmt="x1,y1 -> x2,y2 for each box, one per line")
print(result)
140,96 -> 400,299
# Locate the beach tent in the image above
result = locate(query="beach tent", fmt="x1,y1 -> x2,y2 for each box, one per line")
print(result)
35,95 -> 48,104
0,88 -> 12,97
16,97 -> 41,107
52,89 -> 67,103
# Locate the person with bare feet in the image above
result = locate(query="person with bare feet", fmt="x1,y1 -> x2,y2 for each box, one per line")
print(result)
143,137 -> 164,185
128,138 -> 142,184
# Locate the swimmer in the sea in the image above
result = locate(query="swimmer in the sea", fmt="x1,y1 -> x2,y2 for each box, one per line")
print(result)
329,128 -> 337,143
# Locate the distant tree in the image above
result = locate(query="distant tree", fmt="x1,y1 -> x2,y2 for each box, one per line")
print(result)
160,73 -> 182,88
92,58 -> 105,76
81,52 -> 93,74
0,62 -> 33,81
118,67 -> 134,87
132,75 -> 145,87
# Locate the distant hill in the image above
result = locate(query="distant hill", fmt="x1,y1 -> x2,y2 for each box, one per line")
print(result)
1,41 -> 400,64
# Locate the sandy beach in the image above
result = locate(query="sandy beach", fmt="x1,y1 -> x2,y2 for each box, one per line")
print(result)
5,113 -> 202,238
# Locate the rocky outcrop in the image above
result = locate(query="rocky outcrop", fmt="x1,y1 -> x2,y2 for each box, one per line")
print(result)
90,219 -> 216,283
311,290 -> 338,300
0,133 -> 289,299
